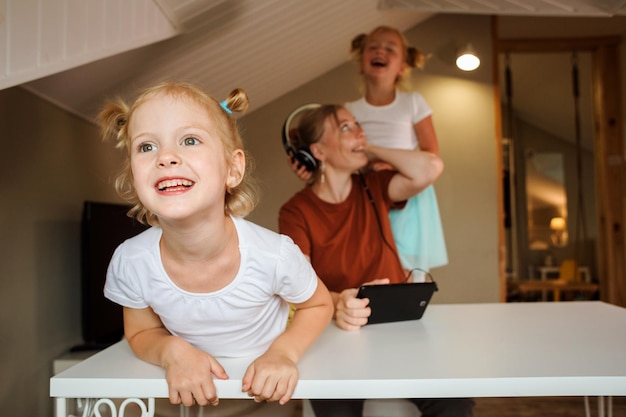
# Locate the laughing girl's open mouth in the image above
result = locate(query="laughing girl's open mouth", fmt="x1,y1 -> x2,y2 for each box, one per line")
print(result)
156,178 -> 195,191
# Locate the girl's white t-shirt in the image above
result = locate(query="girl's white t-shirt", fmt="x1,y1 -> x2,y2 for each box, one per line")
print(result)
104,215 -> 318,358
346,90 -> 432,150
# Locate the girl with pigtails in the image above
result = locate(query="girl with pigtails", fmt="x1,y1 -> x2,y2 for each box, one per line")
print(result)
346,26 -> 448,281
99,82 -> 332,409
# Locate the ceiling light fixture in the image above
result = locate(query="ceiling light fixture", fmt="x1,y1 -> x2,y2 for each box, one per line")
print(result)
456,44 -> 480,71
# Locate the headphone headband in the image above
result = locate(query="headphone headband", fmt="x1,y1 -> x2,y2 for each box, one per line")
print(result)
281,103 -> 322,172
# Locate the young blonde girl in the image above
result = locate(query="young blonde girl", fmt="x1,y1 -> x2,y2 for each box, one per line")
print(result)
99,82 -> 332,409
347,26 -> 448,280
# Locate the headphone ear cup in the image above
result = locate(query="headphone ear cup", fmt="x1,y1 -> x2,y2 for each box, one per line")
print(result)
294,147 -> 318,172
282,103 -> 322,172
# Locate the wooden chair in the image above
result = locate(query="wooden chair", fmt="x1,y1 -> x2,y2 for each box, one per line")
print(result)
513,259 -> 599,301
559,258 -> 580,281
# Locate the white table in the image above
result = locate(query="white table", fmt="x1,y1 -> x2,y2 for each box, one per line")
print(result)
50,302 -> 626,417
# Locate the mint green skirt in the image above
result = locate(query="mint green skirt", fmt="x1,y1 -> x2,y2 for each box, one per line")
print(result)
389,185 -> 448,271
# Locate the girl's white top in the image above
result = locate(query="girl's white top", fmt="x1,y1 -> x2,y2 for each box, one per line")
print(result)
346,90 -> 432,150
104,216 -> 318,358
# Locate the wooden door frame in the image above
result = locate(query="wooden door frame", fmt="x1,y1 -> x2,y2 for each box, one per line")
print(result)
493,35 -> 625,307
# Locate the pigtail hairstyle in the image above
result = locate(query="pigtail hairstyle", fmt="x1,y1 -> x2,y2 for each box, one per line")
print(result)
96,82 -> 259,226
217,87 -> 259,218
97,98 -> 146,223
221,88 -> 249,114
406,46 -> 428,70
350,33 -> 367,62
98,98 -> 130,151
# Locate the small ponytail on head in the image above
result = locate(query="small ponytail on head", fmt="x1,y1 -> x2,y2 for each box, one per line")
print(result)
215,87 -> 258,217
350,33 -> 367,61
96,97 -> 143,223
97,98 -> 131,152
220,88 -> 249,115
406,46 -> 430,70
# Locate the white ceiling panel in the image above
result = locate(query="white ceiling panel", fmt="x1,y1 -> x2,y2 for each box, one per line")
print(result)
4,0 -> 626,125
0,0 -> 177,90
379,0 -> 626,16
21,0 -> 431,121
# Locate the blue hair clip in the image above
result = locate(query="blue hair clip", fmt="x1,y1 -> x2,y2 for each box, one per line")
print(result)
220,100 -> 232,115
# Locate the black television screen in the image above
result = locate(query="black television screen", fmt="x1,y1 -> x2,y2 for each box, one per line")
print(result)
78,201 -> 148,350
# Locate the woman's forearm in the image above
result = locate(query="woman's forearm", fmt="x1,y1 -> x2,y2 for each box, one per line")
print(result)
366,145 -> 443,185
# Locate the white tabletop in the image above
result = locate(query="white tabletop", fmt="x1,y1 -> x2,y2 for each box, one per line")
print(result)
50,301 -> 626,399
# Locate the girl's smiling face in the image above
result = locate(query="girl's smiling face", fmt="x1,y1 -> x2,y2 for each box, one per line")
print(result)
361,29 -> 407,83
128,93 -> 242,223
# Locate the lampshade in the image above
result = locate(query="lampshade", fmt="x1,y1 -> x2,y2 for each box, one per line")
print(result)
550,216 -> 566,231
549,216 -> 568,247
456,44 -> 480,71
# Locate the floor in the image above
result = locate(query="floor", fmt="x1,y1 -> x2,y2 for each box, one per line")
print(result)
293,397 -> 626,417
473,396 -> 625,417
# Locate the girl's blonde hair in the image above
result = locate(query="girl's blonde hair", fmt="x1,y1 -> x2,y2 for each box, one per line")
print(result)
350,26 -> 429,87
97,82 -> 259,226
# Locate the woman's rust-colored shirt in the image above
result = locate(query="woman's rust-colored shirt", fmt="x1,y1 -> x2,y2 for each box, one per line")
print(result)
279,170 -> 406,293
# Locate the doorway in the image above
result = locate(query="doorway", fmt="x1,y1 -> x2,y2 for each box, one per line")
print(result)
495,37 -> 625,305
500,50 -> 597,295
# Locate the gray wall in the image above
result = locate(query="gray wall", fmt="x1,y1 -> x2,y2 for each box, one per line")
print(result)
0,87 -> 123,416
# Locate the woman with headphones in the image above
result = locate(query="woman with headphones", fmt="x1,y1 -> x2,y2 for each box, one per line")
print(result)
278,104 -> 473,417
279,103 -> 441,331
